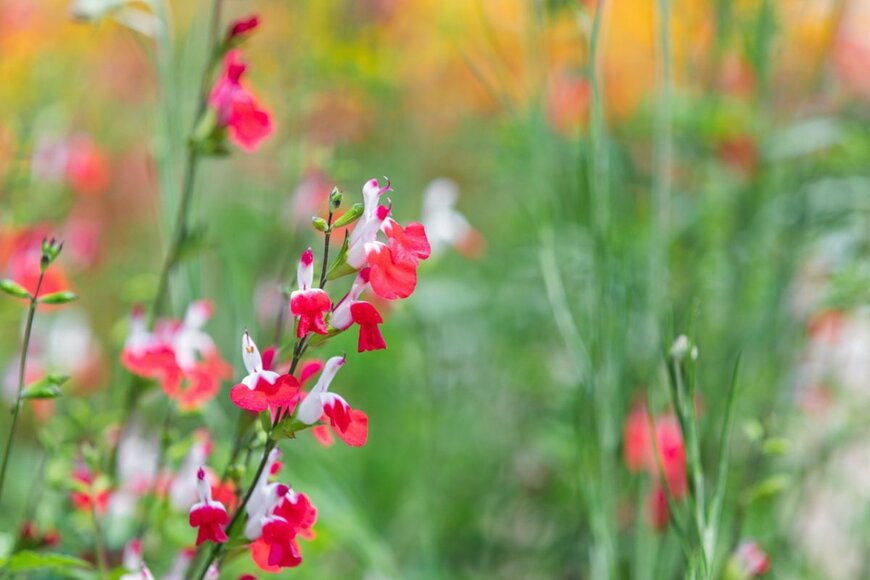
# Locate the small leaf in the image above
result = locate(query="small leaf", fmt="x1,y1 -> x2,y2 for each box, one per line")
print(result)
0,551 -> 92,572
21,373 -> 70,399
39,291 -> 79,305
0,279 -> 31,300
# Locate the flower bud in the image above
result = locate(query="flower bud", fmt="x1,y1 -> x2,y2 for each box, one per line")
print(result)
39,291 -> 79,305
312,217 -> 329,232
329,186 -> 343,210
332,203 -> 364,229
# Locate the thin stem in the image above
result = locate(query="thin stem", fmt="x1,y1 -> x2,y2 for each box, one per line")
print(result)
150,150 -> 200,324
192,439 -> 276,580
0,270 -> 45,503
90,504 -> 109,580
318,209 -> 335,288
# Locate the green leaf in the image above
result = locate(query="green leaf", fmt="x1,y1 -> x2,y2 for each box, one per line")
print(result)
38,291 -> 79,305
0,551 -> 92,572
0,279 -> 31,300
21,373 -> 70,399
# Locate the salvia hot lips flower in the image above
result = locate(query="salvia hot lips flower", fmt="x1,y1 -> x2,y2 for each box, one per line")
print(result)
208,49 -> 273,151
121,301 -> 231,411
289,248 -> 331,337
296,355 -> 368,447
230,331 -> 300,413
189,467 -> 229,546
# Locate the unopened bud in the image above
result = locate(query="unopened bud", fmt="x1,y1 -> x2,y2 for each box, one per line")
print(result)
312,217 -> 329,232
329,187 -> 343,210
332,203 -> 364,229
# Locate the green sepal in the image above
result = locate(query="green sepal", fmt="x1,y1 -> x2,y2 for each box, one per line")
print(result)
325,231 -> 356,281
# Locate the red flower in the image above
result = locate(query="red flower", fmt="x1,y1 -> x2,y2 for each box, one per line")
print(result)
290,290 -> 331,336
208,50 -> 272,151
364,242 -> 417,300
350,301 -> 386,352
188,467 -> 229,546
623,405 -> 687,498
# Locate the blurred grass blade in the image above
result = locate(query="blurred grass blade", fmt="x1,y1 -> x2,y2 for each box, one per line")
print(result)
706,353 -> 742,565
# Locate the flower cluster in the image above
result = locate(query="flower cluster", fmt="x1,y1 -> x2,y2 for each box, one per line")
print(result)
180,176 -> 429,573
121,300 -> 232,411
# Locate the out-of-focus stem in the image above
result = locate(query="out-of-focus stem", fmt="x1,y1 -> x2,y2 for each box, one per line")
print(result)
0,270 -> 45,503
652,0 -> 672,314
91,504 -> 109,580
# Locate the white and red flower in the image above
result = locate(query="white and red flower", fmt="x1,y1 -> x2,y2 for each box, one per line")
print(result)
188,467 -> 229,546
121,301 -> 231,411
230,331 -> 300,413
289,248 -> 331,338
296,355 -> 368,447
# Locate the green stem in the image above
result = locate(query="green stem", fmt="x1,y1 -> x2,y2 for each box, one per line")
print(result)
652,0 -> 672,314
90,503 -> 109,580
0,270 -> 45,503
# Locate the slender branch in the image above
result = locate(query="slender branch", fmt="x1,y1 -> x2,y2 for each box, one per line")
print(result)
0,270 -> 45,502
90,503 -> 109,580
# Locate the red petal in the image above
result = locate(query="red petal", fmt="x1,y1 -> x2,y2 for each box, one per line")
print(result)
334,409 -> 368,447
367,246 -> 417,300
350,301 -> 383,325
230,384 -> 267,412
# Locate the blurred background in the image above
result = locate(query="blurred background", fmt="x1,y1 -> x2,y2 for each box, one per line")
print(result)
2,0 -> 870,578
